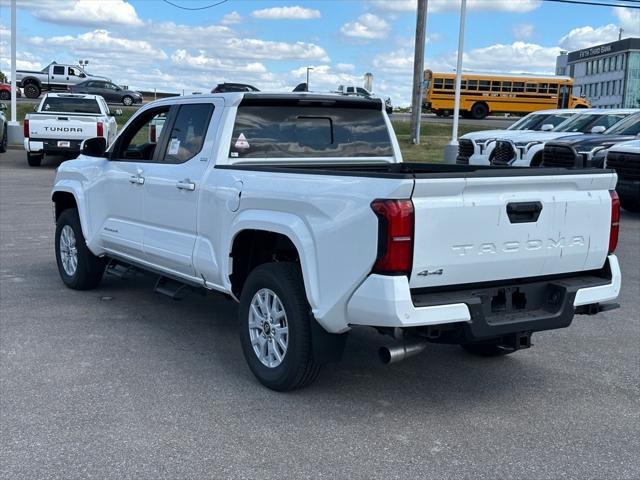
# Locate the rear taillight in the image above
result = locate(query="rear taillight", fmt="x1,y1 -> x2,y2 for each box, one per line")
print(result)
23,119 -> 29,138
371,199 -> 414,276
609,190 -> 620,254
97,122 -> 104,137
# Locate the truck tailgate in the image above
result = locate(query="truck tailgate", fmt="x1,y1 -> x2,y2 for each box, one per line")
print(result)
27,114 -> 100,140
409,172 -> 616,289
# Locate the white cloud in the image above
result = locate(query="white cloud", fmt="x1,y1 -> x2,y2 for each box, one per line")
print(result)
614,7 -> 640,36
336,63 -> 356,72
171,50 -> 267,74
251,6 -> 321,20
513,23 -> 534,40
341,13 -> 390,40
459,41 -> 559,72
368,0 -> 541,13
1,0 -> 142,27
558,24 -> 619,51
290,65 -> 360,91
220,11 -> 243,25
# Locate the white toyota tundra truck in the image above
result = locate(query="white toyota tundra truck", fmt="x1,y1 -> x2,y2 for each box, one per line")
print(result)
25,93 -> 118,166
51,93 -> 622,391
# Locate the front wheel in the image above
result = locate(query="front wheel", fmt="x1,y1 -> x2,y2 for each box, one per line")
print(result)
239,262 -> 321,391
55,208 -> 106,290
122,95 -> 133,106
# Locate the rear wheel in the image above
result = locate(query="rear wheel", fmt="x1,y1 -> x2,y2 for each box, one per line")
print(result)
461,341 -> 516,357
55,208 -> 106,290
239,262 -> 321,391
23,83 -> 41,99
27,153 -> 43,167
0,125 -> 7,153
470,102 -> 489,120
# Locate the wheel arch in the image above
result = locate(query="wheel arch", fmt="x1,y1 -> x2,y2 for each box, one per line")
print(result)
52,187 -> 92,243
20,76 -> 41,87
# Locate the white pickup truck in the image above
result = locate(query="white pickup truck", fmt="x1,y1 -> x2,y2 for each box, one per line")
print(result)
51,93 -> 622,391
24,93 -> 118,167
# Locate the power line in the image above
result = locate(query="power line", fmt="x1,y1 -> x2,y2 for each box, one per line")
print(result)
543,0 -> 640,7
161,0 -> 229,10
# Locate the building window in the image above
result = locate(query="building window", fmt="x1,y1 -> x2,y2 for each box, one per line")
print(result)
586,62 -> 591,76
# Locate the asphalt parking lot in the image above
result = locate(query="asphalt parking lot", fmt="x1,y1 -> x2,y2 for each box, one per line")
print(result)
1,149 -> 639,479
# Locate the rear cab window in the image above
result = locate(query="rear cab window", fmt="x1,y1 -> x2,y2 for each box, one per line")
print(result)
41,97 -> 101,114
228,99 -> 393,160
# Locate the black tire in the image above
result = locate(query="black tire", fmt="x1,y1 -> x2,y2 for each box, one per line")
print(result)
24,83 -> 41,99
470,102 -> 489,120
0,125 -> 7,153
239,262 -> 321,391
27,153 -> 43,167
0,90 -> 10,100
461,341 -> 516,357
620,198 -> 640,213
55,208 -> 106,290
122,95 -> 133,106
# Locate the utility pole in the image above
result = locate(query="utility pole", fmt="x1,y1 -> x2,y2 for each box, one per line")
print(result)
410,0 -> 428,144
306,67 -> 313,91
618,27 -> 623,41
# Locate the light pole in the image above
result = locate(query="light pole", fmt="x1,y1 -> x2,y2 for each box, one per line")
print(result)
78,59 -> 89,71
7,0 -> 19,145
410,0 -> 428,145
306,67 -> 313,91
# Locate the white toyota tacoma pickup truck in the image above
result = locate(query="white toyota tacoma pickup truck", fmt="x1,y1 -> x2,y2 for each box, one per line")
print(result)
51,93 -> 622,391
25,93 -> 118,167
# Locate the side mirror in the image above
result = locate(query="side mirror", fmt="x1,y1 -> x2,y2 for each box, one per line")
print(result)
81,137 -> 107,157
591,125 -> 606,134
0,103 -> 6,111
541,123 -> 554,131
79,73 -> 86,78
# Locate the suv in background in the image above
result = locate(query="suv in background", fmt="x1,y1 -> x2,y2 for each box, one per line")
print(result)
211,83 -> 259,93
70,80 -> 143,106
606,139 -> 640,212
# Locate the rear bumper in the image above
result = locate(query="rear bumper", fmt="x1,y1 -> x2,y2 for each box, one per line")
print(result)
25,138 -> 82,154
347,255 -> 620,338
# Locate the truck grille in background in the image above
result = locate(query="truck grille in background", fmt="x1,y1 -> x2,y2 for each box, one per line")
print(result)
457,139 -> 474,164
543,145 -> 579,168
490,141 -> 515,165
607,152 -> 640,181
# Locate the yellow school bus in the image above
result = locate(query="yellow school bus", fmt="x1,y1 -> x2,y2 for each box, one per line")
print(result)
423,70 -> 590,119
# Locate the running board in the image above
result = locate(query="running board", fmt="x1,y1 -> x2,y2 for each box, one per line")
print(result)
105,260 -> 137,280
154,276 -> 192,301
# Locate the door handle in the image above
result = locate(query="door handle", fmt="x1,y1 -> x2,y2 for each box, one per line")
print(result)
506,201 -> 542,223
129,175 -> 145,185
176,180 -> 196,191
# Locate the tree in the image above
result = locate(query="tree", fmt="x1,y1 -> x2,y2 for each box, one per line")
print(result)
0,71 -> 7,84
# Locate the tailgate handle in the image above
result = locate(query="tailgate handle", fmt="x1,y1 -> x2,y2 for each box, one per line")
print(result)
507,201 -> 542,223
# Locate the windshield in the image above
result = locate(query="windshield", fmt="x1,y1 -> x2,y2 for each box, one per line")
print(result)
554,113 -> 628,133
41,97 -> 101,114
605,115 -> 640,135
508,113 -> 572,131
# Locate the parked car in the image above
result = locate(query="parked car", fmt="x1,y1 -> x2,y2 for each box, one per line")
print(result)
51,92 -> 621,391
24,93 -> 118,166
605,139 -> 640,212
0,102 -> 7,153
211,83 -> 259,93
458,109 -> 578,165
0,83 -> 21,100
488,108 -> 638,166
542,112 -> 640,169
336,85 -> 393,114
69,80 -> 143,106
15,61 -> 110,99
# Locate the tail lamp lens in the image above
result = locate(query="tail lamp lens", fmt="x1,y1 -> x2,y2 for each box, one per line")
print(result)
97,122 -> 104,137
609,190 -> 620,254
370,199 -> 414,276
23,119 -> 29,138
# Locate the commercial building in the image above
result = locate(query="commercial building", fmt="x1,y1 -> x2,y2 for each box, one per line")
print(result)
556,37 -> 640,109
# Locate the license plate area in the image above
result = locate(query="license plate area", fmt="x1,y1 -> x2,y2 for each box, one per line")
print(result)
57,140 -> 70,148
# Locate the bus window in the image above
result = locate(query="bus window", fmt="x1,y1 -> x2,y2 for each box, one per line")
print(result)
467,80 -> 478,90
501,81 -> 512,92
434,78 -> 444,89
538,83 -> 548,94
491,81 -> 501,92
549,84 -> 559,94
525,83 -> 537,93
444,79 -> 454,90
460,80 -> 467,90
479,80 -> 490,91
513,82 -> 525,93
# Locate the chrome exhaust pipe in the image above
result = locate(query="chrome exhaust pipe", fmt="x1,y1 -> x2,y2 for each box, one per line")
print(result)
379,340 -> 428,364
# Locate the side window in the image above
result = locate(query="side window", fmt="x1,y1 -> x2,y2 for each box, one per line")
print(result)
112,108 -> 170,161
52,66 -> 65,75
478,80 -> 490,91
68,67 -> 77,76
162,104 -> 214,164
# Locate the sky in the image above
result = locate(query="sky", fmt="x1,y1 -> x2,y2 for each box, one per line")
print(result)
0,0 -> 638,106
